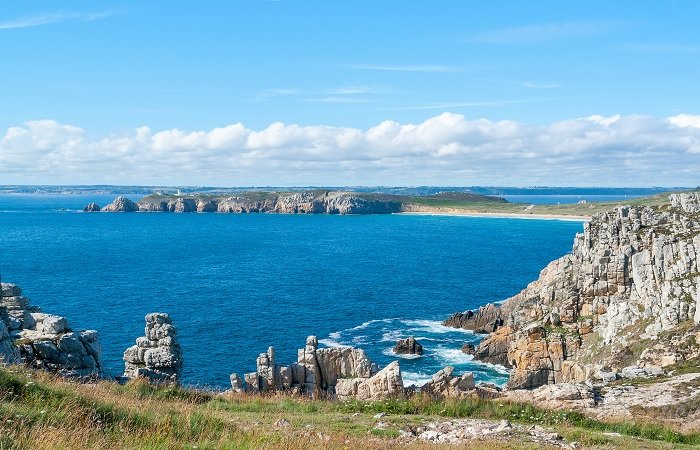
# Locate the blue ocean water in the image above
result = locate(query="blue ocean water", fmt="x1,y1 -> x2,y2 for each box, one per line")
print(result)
0,194 -> 583,389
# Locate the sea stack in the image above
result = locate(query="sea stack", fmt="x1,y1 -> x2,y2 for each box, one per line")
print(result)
123,313 -> 183,384
394,336 -> 423,355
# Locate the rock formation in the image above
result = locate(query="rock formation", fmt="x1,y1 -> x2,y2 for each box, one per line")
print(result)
230,336 -> 407,400
83,202 -> 101,212
393,336 -> 423,355
102,196 -> 140,212
123,313 -> 183,384
0,281 -> 103,378
420,366 -> 475,398
445,192 -> 700,390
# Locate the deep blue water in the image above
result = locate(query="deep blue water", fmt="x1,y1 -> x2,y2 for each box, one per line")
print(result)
0,194 -> 583,389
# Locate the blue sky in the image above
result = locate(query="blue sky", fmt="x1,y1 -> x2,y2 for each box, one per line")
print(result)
1,1 -> 699,186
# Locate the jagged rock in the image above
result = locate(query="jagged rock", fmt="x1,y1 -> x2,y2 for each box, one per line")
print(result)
83,202 -> 101,212
102,196 -> 139,212
445,193 -> 700,390
0,281 -> 103,378
420,366 -> 475,398
443,303 -> 505,333
229,373 -> 244,392
394,336 -> 423,355
355,361 -> 405,400
237,336 -> 399,399
505,383 -> 596,410
123,313 -> 182,384
461,343 -> 476,354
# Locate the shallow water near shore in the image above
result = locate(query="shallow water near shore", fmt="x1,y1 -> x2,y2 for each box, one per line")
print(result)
0,194 -> 582,389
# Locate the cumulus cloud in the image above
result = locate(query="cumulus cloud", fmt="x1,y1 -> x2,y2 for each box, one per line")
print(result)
1,114 -> 699,186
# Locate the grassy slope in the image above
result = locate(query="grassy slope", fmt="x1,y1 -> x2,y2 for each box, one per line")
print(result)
405,191 -> 680,216
1,367 -> 699,450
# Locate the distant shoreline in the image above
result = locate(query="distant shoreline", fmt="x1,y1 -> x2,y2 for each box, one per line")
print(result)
397,211 -> 591,221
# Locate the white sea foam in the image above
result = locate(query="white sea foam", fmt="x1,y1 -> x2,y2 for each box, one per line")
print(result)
347,318 -> 398,332
328,331 -> 341,340
401,319 -> 474,335
318,338 -> 347,348
434,347 -> 475,364
380,330 -> 404,342
381,347 -> 423,359
401,371 -> 432,387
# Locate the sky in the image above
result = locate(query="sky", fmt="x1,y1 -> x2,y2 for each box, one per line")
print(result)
1,0 -> 699,187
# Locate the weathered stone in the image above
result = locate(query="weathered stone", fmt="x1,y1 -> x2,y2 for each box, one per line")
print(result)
355,361 -> 404,400
83,202 -> 101,212
393,336 -> 423,355
230,373 -> 244,392
102,196 -> 139,212
123,313 -> 182,384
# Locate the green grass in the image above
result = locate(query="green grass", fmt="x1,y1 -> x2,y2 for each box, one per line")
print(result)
2,366 -> 699,449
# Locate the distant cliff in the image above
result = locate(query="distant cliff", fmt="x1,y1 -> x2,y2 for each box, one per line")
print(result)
91,191 -> 507,215
445,192 -> 700,389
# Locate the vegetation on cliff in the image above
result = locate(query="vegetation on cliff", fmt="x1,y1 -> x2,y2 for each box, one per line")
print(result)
1,366 -> 699,449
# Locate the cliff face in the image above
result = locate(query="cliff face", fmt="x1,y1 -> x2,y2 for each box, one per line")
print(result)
0,282 -> 103,379
102,191 -> 404,214
445,192 -> 700,389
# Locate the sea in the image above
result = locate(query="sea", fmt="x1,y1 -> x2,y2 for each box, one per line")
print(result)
0,193 -> 589,389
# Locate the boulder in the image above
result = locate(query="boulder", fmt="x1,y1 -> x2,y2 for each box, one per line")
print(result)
83,202 -> 101,212
393,336 -> 423,355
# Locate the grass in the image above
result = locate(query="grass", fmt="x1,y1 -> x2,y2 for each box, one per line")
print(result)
1,367 -> 700,449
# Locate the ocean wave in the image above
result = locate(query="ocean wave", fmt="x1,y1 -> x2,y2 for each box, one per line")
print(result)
379,330 -> 404,342
381,347 -> 423,359
433,347 -> 475,364
318,338 -> 347,348
401,319 -> 474,335
401,371 -> 432,387
347,318 -> 398,332
328,331 -> 341,340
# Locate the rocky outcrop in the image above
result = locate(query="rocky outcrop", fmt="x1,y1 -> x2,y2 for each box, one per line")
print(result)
102,196 -> 139,212
230,336 -> 406,400
92,190 -> 508,216
445,192 -> 700,390
1,281 -> 103,379
393,336 -> 423,355
420,366 -> 475,398
444,303 -> 506,334
123,313 -> 183,384
83,202 -> 101,212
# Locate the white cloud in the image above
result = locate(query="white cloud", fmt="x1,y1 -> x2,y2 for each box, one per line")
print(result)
348,64 -> 462,73
1,113 -> 699,185
617,43 -> 700,54
473,20 -> 627,44
0,11 -> 115,30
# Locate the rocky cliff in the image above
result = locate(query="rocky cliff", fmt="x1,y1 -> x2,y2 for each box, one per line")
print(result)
0,281 -> 103,378
92,191 -> 508,215
99,192 -> 405,214
445,192 -> 700,389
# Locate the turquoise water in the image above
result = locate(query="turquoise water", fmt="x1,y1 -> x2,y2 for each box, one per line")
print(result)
0,194 -> 583,389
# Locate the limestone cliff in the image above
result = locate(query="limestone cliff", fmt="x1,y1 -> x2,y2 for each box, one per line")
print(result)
445,192 -> 700,389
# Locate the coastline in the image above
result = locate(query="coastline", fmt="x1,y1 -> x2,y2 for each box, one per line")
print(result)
397,211 -> 591,221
